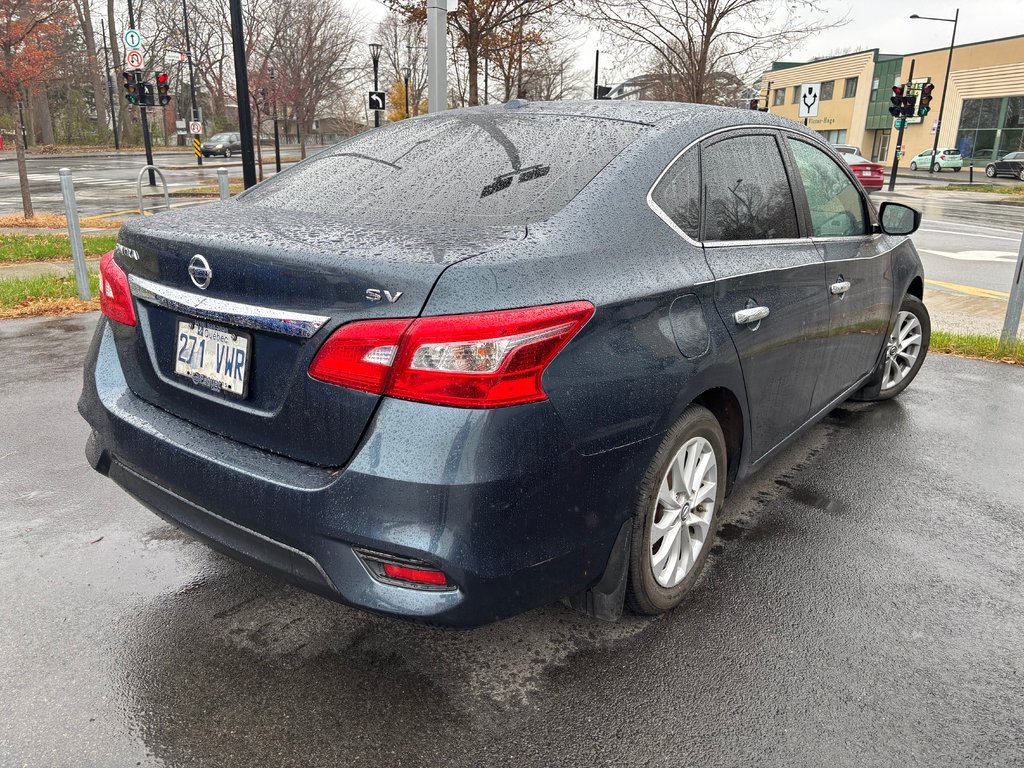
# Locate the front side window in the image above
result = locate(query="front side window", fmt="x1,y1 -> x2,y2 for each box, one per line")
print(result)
820,80 -> 834,101
651,150 -> 700,239
787,139 -> 868,237
701,134 -> 799,242
843,77 -> 858,99
773,88 -> 785,106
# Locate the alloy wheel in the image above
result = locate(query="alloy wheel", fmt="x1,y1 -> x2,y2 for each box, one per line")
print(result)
649,436 -> 718,588
882,310 -> 923,391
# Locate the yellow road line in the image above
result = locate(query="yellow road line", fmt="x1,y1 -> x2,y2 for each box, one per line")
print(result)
926,279 -> 1010,300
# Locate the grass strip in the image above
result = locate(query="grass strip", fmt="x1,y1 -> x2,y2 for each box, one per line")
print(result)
922,184 -> 1024,195
0,272 -> 100,319
930,330 -> 1024,365
0,234 -> 118,264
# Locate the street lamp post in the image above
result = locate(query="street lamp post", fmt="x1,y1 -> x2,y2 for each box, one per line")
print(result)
910,9 -> 959,173
370,43 -> 382,128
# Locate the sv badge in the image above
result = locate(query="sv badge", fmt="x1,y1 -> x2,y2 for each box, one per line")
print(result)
365,288 -> 403,303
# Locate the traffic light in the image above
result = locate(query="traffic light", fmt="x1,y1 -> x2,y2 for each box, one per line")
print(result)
156,72 -> 171,107
123,71 -> 139,105
889,85 -> 904,118
140,81 -> 155,107
918,83 -> 934,117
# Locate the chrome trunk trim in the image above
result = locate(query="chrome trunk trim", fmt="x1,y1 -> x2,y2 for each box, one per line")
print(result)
128,274 -> 329,339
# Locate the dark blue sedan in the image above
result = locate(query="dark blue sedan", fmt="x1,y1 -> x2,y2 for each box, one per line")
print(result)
80,101 -> 930,627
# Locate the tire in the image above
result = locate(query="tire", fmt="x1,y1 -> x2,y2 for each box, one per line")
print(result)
932,162 -> 942,173
910,162 -> 918,171
1018,169 -> 1024,182
625,405 -> 727,615
224,148 -> 232,159
986,165 -> 996,178
954,167 -> 961,172
863,294 -> 930,401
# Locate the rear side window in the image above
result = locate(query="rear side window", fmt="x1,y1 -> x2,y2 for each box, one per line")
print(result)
651,150 -> 700,239
240,114 -> 647,227
701,134 -> 799,242
787,139 -> 868,237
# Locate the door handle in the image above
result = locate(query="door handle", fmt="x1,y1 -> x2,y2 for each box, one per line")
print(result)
830,280 -> 851,296
734,306 -> 770,325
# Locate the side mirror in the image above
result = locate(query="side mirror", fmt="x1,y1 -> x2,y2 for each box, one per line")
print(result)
878,201 -> 921,236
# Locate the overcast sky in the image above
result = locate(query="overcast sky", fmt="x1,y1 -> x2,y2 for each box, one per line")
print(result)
349,0 -> 1023,86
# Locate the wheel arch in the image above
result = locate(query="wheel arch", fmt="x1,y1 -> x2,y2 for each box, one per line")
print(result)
691,386 -> 744,494
907,275 -> 924,300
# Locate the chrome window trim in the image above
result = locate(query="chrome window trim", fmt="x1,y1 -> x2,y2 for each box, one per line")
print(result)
128,274 -> 329,339
646,122 -> 877,248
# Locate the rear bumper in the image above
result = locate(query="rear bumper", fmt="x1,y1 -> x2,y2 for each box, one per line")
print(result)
80,319 -> 649,627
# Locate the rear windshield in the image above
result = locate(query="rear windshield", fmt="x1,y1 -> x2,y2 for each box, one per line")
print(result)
944,148 -> 961,155
239,113 -> 647,226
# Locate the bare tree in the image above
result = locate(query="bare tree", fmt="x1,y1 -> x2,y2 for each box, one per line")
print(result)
578,0 -> 845,104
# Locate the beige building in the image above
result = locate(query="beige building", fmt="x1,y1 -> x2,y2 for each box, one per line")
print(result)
759,34 -> 1024,164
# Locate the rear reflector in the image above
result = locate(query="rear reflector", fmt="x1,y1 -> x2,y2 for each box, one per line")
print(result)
98,250 -> 137,327
309,301 -> 594,408
382,563 -> 448,586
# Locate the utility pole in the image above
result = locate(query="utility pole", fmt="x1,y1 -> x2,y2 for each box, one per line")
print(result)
593,50 -> 599,99
100,20 -> 120,149
14,100 -> 33,219
426,0 -> 450,113
887,59 -> 915,192
404,68 -> 410,118
227,0 -> 257,188
126,0 -> 155,186
270,67 -> 281,173
182,0 -> 201,166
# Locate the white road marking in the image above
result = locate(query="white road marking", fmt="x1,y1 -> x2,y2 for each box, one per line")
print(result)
919,249 -> 1018,262
917,227 -> 1022,243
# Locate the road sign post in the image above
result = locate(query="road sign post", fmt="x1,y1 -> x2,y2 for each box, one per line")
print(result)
798,83 -> 820,121
1000,231 -> 1024,348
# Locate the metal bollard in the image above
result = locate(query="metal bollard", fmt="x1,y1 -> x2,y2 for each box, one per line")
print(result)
1000,231 -> 1024,347
969,163 -> 974,185
58,168 -> 92,301
217,167 -> 230,201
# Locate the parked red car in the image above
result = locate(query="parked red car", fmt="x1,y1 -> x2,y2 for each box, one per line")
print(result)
843,153 -> 884,192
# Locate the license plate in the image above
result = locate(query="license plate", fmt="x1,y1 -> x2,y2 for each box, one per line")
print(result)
174,319 -> 251,397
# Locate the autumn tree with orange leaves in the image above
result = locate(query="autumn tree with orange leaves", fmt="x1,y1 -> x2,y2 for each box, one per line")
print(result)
1,0 -> 67,217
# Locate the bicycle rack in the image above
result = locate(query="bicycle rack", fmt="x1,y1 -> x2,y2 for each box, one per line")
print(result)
136,165 -> 171,216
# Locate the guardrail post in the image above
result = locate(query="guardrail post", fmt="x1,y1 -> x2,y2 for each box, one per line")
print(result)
1000,231 -> 1024,347
58,168 -> 92,301
217,167 -> 230,201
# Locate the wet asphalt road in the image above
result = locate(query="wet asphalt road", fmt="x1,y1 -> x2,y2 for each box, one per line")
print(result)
2,314 -> 1022,767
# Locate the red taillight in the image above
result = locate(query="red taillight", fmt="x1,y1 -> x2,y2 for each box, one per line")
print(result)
308,318 -> 411,393
382,562 -> 448,586
309,301 -> 594,408
98,250 -> 136,326
940,155 -> 946,160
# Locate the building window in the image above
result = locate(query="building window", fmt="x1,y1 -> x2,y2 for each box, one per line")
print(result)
792,85 -> 801,104
815,129 -> 849,145
843,77 -> 858,99
956,94 -> 1024,161
773,88 -> 785,106
870,76 -> 880,101
820,80 -> 834,101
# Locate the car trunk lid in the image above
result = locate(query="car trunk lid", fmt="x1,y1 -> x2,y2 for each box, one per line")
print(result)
113,203 -> 524,467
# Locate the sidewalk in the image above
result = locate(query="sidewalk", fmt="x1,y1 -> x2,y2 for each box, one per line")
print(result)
924,284 -> 1009,337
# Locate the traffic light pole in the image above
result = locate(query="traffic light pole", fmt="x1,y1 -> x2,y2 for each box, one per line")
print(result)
887,59 -> 915,192
126,0 -> 155,186
182,0 -> 201,166
228,0 -> 257,188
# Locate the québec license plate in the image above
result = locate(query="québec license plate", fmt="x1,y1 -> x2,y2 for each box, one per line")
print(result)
174,319 -> 251,397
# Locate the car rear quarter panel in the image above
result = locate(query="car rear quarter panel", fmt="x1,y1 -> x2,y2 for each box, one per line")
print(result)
423,125 -> 750,463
